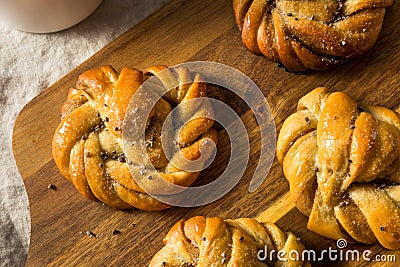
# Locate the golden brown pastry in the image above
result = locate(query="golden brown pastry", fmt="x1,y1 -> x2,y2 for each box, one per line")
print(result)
233,0 -> 393,71
277,87 -> 400,249
150,216 -> 310,267
52,65 -> 218,211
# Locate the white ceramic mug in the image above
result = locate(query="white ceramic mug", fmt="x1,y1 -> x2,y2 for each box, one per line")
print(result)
0,0 -> 103,33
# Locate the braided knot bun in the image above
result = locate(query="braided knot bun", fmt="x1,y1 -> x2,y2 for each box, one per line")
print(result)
150,216 -> 310,266
52,65 -> 217,211
277,87 -> 400,249
233,0 -> 393,71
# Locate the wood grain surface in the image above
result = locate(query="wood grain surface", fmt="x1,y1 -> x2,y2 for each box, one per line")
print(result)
12,0 -> 400,266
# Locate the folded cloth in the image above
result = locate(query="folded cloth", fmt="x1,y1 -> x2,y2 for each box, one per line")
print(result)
0,0 -> 169,265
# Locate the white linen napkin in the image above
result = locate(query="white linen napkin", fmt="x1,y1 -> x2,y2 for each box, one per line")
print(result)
0,0 -> 169,265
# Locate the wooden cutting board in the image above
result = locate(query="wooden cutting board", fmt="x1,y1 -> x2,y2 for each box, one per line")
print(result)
12,0 -> 400,266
